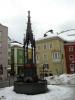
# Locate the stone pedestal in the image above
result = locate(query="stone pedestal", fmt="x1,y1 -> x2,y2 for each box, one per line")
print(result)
14,80 -> 48,95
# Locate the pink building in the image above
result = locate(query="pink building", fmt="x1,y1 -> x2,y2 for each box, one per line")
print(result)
64,42 -> 75,74
0,24 -> 8,80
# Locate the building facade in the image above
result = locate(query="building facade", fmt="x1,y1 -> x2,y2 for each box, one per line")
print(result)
11,41 -> 24,75
64,42 -> 75,74
7,37 -> 11,75
0,24 -> 8,80
36,36 -> 66,77
11,41 -> 32,76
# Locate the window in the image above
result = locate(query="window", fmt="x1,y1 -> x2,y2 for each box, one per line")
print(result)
8,59 -> 11,65
69,55 -> 74,60
43,64 -> 49,69
19,59 -> 23,64
0,64 -> 3,75
70,64 -> 74,72
36,55 -> 39,63
0,32 -> 2,41
44,44 -> 47,49
36,55 -> 38,60
49,44 -> 52,49
18,50 -> 23,57
52,52 -> 61,62
43,54 -> 47,62
69,46 -> 73,52
37,45 -> 40,50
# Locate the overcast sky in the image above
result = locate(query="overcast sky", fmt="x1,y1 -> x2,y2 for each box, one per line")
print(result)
0,0 -> 75,42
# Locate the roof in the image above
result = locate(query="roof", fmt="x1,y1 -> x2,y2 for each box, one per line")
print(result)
36,35 -> 65,42
0,23 -> 8,28
11,41 -> 31,48
11,41 -> 23,47
64,41 -> 75,45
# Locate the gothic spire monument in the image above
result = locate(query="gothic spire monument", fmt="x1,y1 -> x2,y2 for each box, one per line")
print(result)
23,11 -> 37,82
14,11 -> 48,95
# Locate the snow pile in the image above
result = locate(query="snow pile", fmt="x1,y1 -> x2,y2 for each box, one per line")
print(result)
0,85 -> 73,100
45,73 -> 75,85
59,74 -> 71,84
45,76 -> 61,85
68,74 -> 75,84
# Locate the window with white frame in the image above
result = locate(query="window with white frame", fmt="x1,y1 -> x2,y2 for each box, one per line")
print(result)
70,64 -> 74,72
49,44 -> 52,49
69,46 -> 73,52
52,52 -> 61,62
36,55 -> 39,63
69,55 -> 74,60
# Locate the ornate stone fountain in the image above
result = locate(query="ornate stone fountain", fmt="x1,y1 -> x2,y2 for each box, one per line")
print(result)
14,11 -> 48,95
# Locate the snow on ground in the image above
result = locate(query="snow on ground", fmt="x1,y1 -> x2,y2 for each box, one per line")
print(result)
0,73 -> 75,100
45,73 -> 75,85
0,85 -> 73,100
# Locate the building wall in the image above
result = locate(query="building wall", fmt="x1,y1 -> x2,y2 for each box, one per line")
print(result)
11,45 -> 24,75
11,44 -> 32,75
8,37 -> 11,74
64,42 -> 75,74
0,24 -> 8,80
36,37 -> 66,77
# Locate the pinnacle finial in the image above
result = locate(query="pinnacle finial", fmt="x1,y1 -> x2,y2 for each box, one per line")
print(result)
28,11 -> 30,17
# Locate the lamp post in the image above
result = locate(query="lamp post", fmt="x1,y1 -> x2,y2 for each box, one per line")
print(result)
8,73 -> 10,86
44,29 -> 53,37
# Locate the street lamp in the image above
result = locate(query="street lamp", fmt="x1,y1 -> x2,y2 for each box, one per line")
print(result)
44,29 -> 53,37
8,73 -> 10,86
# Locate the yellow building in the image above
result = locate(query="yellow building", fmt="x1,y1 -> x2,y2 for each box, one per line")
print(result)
36,36 -> 66,77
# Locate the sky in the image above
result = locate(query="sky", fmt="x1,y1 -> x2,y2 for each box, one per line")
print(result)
0,0 -> 75,42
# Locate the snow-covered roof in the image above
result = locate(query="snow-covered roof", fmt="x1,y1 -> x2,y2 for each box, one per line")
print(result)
11,41 -> 23,47
36,35 -> 65,42
35,29 -> 75,42
11,41 -> 32,48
